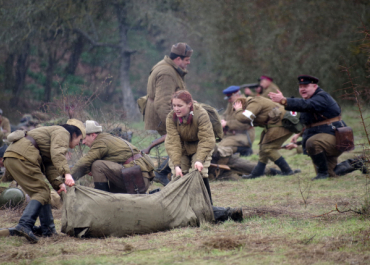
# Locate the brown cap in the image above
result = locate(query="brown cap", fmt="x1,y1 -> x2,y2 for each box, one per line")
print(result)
67,119 -> 86,139
171,43 -> 193,57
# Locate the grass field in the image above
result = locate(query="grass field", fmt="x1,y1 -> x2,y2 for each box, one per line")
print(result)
1,106 -> 370,264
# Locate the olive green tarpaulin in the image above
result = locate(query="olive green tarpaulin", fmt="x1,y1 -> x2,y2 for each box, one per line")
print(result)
61,171 -> 214,238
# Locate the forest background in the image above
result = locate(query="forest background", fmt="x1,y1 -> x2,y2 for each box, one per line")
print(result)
0,0 -> 369,123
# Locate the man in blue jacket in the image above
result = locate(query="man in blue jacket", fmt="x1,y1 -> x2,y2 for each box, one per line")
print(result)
269,75 -> 366,180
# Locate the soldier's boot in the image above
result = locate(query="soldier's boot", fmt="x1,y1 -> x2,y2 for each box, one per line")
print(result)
94,182 -> 110,192
203,178 -> 213,205
241,162 -> 266,179
33,204 -> 57,237
265,168 -> 282,176
274,156 -> 301,175
236,146 -> 253,157
14,200 -> 42,243
334,158 -> 368,176
153,157 -> 170,186
0,228 -> 19,237
311,152 -> 329,180
350,158 -> 368,174
212,206 -> 243,223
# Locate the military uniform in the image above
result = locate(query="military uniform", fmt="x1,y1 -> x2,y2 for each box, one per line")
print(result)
234,96 -> 299,178
259,82 -> 279,98
282,76 -> 347,179
145,56 -> 188,136
165,103 -> 216,178
72,133 -> 155,193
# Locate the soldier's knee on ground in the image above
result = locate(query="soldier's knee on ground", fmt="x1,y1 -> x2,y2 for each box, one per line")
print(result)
91,161 -> 108,182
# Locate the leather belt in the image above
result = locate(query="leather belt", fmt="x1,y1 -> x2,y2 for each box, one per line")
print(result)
306,116 -> 341,129
124,153 -> 142,165
25,135 -> 39,150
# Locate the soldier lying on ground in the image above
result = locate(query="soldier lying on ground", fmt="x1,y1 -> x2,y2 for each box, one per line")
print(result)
71,120 -> 155,194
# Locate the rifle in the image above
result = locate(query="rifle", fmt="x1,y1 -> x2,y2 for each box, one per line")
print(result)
141,134 -> 167,154
281,141 -> 302,149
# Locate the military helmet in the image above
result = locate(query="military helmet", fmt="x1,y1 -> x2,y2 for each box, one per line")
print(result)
0,188 -> 25,208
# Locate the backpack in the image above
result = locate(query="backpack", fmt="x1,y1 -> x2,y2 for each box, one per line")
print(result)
199,103 -> 224,141
281,111 -> 303,133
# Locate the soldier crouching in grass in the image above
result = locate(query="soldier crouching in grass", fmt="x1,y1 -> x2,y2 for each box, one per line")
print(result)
70,120 -> 155,194
233,96 -> 301,179
0,119 -> 85,243
269,75 -> 367,180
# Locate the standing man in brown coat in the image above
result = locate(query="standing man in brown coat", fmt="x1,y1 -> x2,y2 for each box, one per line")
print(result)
0,109 -> 11,139
144,43 -> 193,186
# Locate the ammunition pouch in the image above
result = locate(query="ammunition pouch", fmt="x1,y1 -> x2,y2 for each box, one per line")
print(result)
335,126 -> 354,152
120,165 -> 146,194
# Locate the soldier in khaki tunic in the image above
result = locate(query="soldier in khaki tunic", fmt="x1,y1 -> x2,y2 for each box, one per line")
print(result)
71,121 -> 155,193
245,75 -> 279,99
144,43 -> 193,186
165,90 -> 215,203
0,109 -> 11,138
233,96 -> 300,178
0,119 -> 85,243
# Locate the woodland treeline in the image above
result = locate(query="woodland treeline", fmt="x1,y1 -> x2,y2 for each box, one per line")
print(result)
0,0 -> 369,121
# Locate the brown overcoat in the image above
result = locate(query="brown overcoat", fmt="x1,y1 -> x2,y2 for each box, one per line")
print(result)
221,99 -> 255,148
71,133 -> 154,180
145,56 -> 187,135
234,96 -> 291,144
165,103 -> 216,168
0,116 -> 11,138
4,126 -> 70,189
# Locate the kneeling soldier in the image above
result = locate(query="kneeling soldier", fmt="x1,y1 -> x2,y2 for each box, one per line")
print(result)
71,120 -> 155,193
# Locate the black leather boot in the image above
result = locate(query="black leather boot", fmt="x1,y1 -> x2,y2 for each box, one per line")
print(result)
334,160 -> 355,176
311,152 -> 329,180
350,158 -> 368,174
265,168 -> 282,176
274,156 -> 301,175
242,162 -> 266,179
15,200 -> 42,243
33,204 -> 57,237
153,157 -> 170,186
94,182 -> 110,192
203,178 -> 213,205
212,206 -> 243,223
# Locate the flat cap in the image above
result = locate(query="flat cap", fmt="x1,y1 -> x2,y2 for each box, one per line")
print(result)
85,120 -> 102,135
223,86 -> 240,99
67,119 -> 86,139
240,83 -> 259,89
258,75 -> 273,82
298,75 -> 319,84
171,43 -> 193,57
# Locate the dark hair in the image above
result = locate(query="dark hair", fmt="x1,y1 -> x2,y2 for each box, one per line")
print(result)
60,124 -> 82,139
171,90 -> 194,124
169,53 -> 186,60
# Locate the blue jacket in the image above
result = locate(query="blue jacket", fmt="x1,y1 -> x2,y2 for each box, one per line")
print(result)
285,87 -> 346,153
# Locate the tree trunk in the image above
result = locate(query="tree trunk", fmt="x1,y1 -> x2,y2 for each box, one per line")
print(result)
11,43 -> 30,106
44,48 -> 55,102
65,35 -> 85,75
116,3 -> 140,121
4,53 -> 15,91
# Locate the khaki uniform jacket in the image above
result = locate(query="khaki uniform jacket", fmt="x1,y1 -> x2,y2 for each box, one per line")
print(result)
145,56 -> 187,135
222,99 -> 255,147
4,126 -> 70,189
234,97 -> 291,144
260,82 -> 279,98
72,133 -> 154,180
0,116 -> 11,138
165,103 -> 216,168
